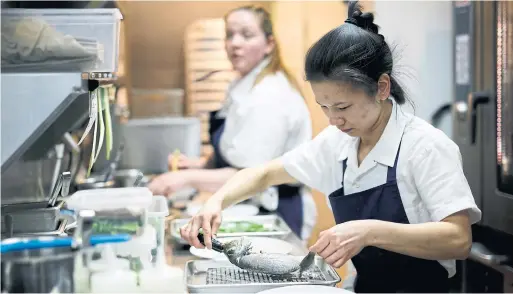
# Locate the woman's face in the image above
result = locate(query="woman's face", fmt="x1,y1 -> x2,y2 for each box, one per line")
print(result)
311,80 -> 389,138
225,10 -> 274,76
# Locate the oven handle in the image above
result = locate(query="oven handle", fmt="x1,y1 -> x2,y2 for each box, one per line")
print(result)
468,92 -> 491,144
469,242 -> 509,266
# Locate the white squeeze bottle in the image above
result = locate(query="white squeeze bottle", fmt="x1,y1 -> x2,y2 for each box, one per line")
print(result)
90,245 -> 138,293
139,248 -> 185,293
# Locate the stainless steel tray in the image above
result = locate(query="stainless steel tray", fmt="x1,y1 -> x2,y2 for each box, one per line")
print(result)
170,215 -> 292,245
1,206 -> 61,235
185,256 -> 341,293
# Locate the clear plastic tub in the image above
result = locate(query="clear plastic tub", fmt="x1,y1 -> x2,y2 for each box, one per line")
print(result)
147,196 -> 169,263
66,187 -> 153,236
1,8 -> 123,72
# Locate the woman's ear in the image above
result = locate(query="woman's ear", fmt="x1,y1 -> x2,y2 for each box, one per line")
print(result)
265,35 -> 276,55
377,73 -> 391,102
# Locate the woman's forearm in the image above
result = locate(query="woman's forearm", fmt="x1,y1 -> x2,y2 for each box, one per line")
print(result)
209,159 -> 296,209
210,166 -> 270,209
365,214 -> 472,260
185,168 -> 238,193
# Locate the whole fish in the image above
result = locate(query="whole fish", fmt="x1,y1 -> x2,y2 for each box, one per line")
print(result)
223,237 -> 301,275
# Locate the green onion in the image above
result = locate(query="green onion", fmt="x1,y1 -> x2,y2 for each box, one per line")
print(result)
103,86 -> 113,160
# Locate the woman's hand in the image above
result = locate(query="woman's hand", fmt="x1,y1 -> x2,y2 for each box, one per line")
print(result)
168,153 -> 205,170
180,197 -> 223,250
147,171 -> 191,196
309,220 -> 372,268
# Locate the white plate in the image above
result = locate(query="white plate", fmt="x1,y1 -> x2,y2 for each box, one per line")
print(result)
185,203 -> 259,218
257,285 -> 354,294
189,236 -> 296,260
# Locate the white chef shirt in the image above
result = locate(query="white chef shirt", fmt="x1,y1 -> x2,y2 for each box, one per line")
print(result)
281,97 -> 482,277
218,58 -> 317,241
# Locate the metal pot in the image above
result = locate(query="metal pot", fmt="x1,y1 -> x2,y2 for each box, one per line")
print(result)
76,169 -> 148,190
75,177 -> 116,190
1,244 -> 87,293
0,211 -> 131,293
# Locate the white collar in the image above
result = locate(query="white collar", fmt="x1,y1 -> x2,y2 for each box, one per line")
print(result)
337,98 -> 409,168
229,57 -> 271,97
216,57 -> 271,118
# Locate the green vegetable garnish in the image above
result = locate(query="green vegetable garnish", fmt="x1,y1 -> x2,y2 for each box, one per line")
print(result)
178,221 -> 275,234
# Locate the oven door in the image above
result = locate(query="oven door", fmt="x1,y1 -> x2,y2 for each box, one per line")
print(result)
452,0 -> 486,215
481,0 -> 513,236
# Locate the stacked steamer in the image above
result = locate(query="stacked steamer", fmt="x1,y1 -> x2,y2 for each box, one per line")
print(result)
184,18 -> 237,159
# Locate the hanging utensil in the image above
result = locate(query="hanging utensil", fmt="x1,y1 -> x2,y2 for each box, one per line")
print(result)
132,172 -> 144,187
48,171 -> 72,207
103,141 -> 125,182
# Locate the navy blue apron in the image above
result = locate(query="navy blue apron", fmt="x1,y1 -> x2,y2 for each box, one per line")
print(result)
209,110 -> 304,238
328,142 -> 450,293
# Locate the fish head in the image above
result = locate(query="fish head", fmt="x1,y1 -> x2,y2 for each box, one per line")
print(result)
223,237 -> 253,260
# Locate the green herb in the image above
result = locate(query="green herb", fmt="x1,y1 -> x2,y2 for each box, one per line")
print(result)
92,219 -> 141,235
179,221 -> 274,234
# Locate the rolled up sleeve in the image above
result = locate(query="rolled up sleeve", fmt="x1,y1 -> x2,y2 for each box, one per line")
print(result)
281,127 -> 338,194
411,140 -> 482,224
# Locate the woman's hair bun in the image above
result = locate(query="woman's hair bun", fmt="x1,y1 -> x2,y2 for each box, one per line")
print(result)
346,1 -> 379,34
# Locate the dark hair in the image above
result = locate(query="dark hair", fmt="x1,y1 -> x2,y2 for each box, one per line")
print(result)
304,1 -> 407,105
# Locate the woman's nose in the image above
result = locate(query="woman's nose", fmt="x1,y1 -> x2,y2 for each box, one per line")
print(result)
230,34 -> 244,46
329,116 -> 344,126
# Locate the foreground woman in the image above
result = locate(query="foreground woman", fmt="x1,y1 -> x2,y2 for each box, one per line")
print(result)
180,1 -> 481,293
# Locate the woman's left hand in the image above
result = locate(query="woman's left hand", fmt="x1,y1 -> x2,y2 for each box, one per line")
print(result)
147,172 -> 191,197
309,220 -> 373,268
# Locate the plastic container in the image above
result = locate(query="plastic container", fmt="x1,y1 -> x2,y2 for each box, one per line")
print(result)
66,187 -> 152,211
113,225 -> 156,266
66,187 -> 153,236
147,196 -> 169,263
1,8 -> 123,72
119,117 -> 202,174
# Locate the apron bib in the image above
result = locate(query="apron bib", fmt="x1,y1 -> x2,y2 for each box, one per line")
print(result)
328,142 -> 450,293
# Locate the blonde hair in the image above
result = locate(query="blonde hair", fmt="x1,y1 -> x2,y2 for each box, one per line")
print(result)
225,6 -> 303,94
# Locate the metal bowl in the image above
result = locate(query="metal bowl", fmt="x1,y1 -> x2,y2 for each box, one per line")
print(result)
75,169 -> 149,190
75,177 -> 115,190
